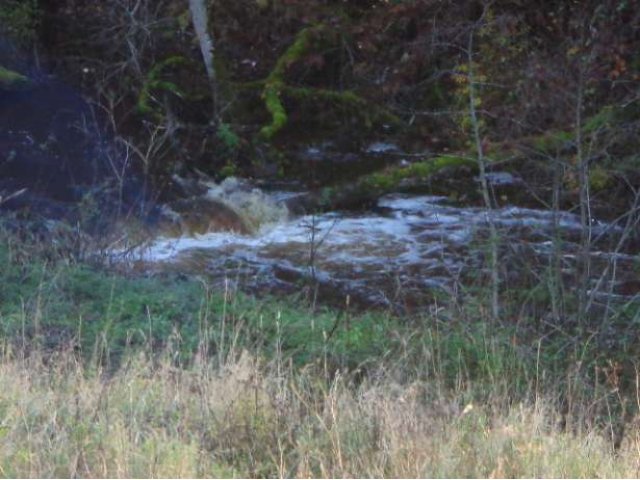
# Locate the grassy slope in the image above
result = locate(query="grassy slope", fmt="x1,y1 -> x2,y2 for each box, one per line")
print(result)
0,236 -> 638,477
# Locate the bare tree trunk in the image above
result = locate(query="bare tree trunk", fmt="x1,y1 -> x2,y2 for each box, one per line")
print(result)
550,151 -> 565,323
575,45 -> 592,326
467,32 -> 500,322
189,0 -> 218,122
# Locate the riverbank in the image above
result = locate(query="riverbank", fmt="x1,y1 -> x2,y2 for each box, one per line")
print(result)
1,229 -> 639,477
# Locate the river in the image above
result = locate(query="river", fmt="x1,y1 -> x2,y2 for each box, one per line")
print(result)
127,177 -> 638,314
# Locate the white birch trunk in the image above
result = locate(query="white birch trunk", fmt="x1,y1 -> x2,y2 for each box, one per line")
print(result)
189,0 -> 218,119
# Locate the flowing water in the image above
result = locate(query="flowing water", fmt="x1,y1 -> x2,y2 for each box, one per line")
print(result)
130,178 -> 639,313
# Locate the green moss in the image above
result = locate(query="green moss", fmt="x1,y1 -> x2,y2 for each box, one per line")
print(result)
318,154 -> 476,209
515,104 -> 627,159
272,28 -> 313,74
589,165 -> 612,191
258,26 -> 401,139
365,172 -> 396,190
220,163 -> 237,178
217,123 -> 240,151
136,56 -> 190,117
259,27 -> 315,139
362,155 -> 476,192
0,66 -> 31,91
259,86 -> 288,139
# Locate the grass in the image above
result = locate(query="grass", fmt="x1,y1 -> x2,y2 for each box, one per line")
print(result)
0,348 -> 639,478
1,231 -> 639,477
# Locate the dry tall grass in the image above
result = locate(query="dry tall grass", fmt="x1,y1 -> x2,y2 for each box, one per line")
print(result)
0,346 -> 638,478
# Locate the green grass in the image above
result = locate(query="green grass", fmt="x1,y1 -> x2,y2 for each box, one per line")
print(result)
0,238 -> 535,389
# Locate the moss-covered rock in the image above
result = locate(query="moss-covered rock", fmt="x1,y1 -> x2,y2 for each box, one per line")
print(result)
304,154 -> 478,211
362,155 -> 476,190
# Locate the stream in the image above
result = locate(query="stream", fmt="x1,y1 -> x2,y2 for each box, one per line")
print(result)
130,178 -> 639,314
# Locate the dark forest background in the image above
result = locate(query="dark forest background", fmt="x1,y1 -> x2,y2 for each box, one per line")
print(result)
1,0 -> 638,216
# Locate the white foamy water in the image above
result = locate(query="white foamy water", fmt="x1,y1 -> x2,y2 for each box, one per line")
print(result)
129,186 -> 634,310
204,177 -> 289,230
142,211 -> 413,262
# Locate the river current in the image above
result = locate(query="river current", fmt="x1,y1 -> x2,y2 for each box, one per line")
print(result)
127,178 -> 638,313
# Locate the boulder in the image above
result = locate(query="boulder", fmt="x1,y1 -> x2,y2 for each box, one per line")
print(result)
0,71 -> 143,228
